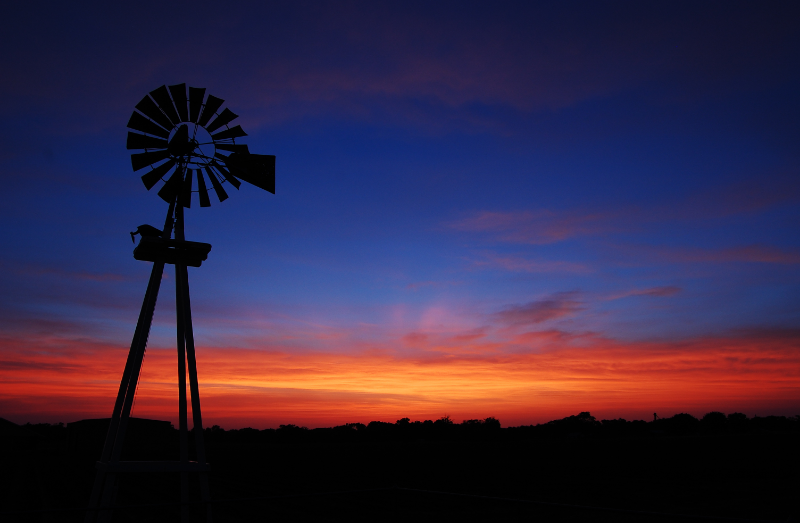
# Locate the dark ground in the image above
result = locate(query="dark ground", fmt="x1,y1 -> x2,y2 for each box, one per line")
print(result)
1,412 -> 798,522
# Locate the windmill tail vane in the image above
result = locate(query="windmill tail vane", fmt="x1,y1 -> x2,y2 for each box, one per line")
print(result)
85,83 -> 275,523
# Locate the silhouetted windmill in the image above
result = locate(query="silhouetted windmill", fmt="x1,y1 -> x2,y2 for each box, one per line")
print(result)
85,84 -> 275,523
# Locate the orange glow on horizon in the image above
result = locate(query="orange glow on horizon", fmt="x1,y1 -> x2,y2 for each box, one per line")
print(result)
1,329 -> 798,428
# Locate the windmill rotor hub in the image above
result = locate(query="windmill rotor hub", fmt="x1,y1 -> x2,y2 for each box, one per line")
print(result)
166,123 -> 215,167
126,83 -> 276,207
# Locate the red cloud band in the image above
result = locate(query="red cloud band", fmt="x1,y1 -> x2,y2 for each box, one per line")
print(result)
1,328 -> 798,428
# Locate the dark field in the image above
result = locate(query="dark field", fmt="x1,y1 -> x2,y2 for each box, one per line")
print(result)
2,413 -> 798,522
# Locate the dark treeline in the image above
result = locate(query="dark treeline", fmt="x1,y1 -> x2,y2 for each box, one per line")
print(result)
203,411 -> 799,444
11,411 -> 798,449
2,413 -> 799,522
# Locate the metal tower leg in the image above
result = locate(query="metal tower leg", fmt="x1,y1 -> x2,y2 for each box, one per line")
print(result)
85,201 -> 175,523
175,204 -> 213,522
176,260 -> 190,522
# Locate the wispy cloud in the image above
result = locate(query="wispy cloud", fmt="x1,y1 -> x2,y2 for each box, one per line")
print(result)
5,3 -> 797,134
608,286 -> 682,300
447,210 -> 611,244
446,172 -> 800,250
495,292 -> 584,326
406,280 -> 463,291
667,174 -> 800,220
470,252 -> 591,273
699,245 -> 800,264
616,244 -> 800,266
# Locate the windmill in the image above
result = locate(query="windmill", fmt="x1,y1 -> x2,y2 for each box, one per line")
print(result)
85,83 -> 275,522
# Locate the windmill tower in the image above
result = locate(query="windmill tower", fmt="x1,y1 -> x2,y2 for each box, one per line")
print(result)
85,84 -> 275,522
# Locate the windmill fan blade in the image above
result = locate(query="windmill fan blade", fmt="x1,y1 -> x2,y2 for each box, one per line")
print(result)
196,169 -> 211,207
211,161 -> 241,189
149,85 -> 181,127
226,153 -> 276,194
205,166 -> 229,202
158,168 -> 183,203
127,132 -> 168,150
141,159 -> 175,190
131,149 -> 170,171
128,111 -> 170,138
214,143 -> 250,154
169,83 -> 189,122
206,108 -> 238,133
189,87 -> 206,123
167,124 -> 193,158
135,96 -> 173,131
197,95 -> 224,127
181,168 -> 193,208
211,125 -> 247,141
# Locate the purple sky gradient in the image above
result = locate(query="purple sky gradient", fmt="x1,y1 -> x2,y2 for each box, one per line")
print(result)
0,1 -> 798,424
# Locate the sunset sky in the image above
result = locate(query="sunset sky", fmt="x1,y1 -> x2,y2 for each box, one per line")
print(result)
1,1 -> 798,428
